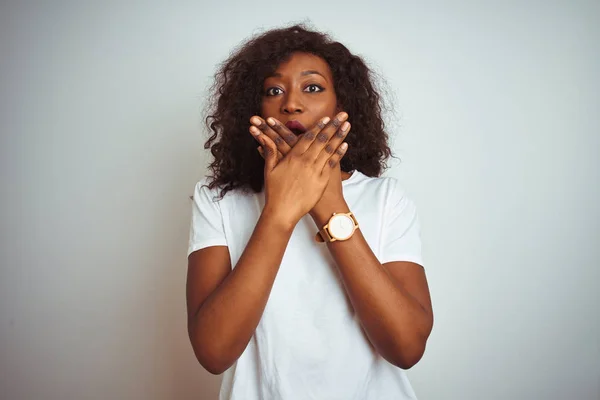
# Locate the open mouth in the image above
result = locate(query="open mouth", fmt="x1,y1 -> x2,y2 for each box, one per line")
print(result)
285,120 -> 307,135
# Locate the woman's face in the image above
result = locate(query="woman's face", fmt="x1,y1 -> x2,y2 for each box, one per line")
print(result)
260,52 -> 339,134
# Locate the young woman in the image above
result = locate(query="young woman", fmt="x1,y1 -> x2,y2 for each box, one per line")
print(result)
186,24 -> 433,399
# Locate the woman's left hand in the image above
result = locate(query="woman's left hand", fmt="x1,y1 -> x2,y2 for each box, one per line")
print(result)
250,114 -> 350,216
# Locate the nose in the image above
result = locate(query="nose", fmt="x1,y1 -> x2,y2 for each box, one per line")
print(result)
281,91 -> 303,115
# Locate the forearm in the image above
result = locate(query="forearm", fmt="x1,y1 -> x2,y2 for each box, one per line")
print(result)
190,208 -> 294,374
312,205 -> 431,368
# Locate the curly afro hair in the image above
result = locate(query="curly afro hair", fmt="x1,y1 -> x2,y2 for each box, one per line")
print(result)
203,23 -> 393,198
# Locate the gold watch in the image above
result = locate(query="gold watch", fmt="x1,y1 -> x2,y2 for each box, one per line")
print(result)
315,212 -> 359,243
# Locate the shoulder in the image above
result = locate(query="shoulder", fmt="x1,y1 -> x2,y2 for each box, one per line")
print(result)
193,177 -> 220,199
192,177 -> 258,214
349,172 -> 410,205
193,177 -> 247,202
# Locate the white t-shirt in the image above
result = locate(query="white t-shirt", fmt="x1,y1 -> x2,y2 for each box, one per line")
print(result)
188,170 -> 424,400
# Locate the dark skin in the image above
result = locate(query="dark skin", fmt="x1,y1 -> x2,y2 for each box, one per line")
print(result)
186,52 -> 433,375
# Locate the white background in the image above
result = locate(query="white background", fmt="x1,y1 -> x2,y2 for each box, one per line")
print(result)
1,1 -> 599,399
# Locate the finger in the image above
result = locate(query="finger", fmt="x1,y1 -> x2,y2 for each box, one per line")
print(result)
288,115 -> 332,156
290,112 -> 348,159
250,116 -> 294,156
265,117 -> 299,148
315,121 -> 350,168
322,142 -> 349,173
257,134 -> 278,172
258,146 -> 283,162
304,112 -> 349,161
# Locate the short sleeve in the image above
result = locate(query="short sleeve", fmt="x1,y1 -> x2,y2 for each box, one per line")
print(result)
187,181 -> 227,256
380,180 -> 424,266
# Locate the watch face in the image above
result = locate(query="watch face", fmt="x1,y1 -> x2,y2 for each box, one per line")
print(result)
329,214 -> 355,240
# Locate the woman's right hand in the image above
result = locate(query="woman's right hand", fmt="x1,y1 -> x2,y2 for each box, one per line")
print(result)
250,112 -> 350,228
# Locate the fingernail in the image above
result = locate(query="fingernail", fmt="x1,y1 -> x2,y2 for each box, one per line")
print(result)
249,126 -> 261,136
341,121 -> 350,131
267,117 -> 276,126
341,143 -> 348,150
322,116 -> 331,125
338,112 -> 348,121
251,117 -> 262,126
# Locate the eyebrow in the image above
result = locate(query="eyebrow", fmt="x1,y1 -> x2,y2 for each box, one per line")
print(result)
269,70 -> 328,81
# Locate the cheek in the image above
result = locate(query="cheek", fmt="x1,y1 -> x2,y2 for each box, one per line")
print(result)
322,93 -> 339,114
260,101 -> 273,117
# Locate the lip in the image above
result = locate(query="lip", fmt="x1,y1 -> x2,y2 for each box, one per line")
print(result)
285,120 -> 307,134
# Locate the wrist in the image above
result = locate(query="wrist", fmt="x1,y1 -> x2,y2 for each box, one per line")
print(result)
261,205 -> 298,233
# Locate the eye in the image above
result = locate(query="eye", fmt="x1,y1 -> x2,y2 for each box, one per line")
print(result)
265,87 -> 283,96
304,84 -> 324,93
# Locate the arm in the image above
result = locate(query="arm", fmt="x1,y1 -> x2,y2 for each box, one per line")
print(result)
187,113 -> 350,375
310,201 -> 433,370
248,113 -> 433,368
186,208 -> 294,375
